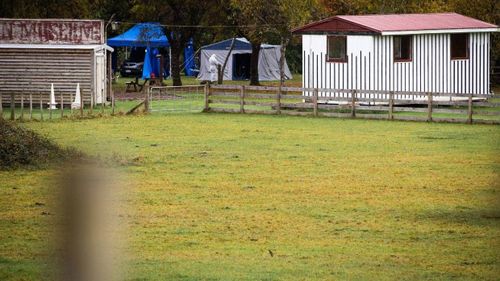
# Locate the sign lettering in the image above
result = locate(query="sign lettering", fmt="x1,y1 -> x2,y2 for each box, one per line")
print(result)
0,19 -> 103,44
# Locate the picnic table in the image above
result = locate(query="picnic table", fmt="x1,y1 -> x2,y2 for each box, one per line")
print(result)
126,77 -> 147,92
126,77 -> 165,92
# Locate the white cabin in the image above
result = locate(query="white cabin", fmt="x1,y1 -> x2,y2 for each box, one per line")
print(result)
293,13 -> 499,98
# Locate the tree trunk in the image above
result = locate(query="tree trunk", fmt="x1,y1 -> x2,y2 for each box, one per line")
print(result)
279,38 -> 289,87
249,42 -> 261,86
218,37 -> 236,84
170,44 -> 182,86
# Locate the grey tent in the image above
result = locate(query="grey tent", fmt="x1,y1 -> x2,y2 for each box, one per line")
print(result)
197,38 -> 292,81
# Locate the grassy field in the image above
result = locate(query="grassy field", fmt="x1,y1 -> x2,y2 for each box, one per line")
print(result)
1,112 -> 499,280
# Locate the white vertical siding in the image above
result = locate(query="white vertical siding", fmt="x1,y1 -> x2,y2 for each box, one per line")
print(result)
302,33 -> 492,98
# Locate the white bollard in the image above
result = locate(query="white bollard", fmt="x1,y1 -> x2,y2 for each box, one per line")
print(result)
47,83 -> 58,110
71,83 -> 81,109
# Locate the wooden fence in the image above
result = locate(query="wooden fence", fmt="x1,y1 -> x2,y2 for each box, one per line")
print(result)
204,84 -> 500,125
0,90 -> 114,121
4,83 -> 498,125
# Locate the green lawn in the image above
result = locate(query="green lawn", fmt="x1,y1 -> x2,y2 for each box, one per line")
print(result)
1,113 -> 500,280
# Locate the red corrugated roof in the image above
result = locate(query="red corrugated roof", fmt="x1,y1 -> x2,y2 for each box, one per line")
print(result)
293,13 -> 498,34
339,13 -> 497,32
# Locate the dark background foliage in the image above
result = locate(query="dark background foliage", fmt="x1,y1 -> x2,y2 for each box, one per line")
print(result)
0,0 -> 498,81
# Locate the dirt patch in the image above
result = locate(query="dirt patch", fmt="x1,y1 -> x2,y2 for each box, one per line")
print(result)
113,89 -> 145,101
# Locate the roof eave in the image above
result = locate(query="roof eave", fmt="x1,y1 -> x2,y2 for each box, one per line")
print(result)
381,27 -> 500,36
291,16 -> 381,35
293,31 -> 380,36
291,16 -> 336,34
0,44 -> 114,52
293,27 -> 499,36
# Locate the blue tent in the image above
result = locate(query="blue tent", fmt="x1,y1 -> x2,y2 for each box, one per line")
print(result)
142,48 -> 163,79
151,48 -> 160,77
108,23 -> 198,77
184,38 -> 197,76
142,47 -> 154,79
107,23 -> 169,48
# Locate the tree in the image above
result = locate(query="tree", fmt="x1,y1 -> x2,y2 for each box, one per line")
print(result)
230,0 -> 315,85
317,0 -> 449,16
229,0 -> 282,85
277,0 -> 318,85
131,0 -> 222,86
0,0 -> 94,18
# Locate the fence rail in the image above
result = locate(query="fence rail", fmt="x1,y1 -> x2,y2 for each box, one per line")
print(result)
0,89 -> 108,121
204,84 -> 500,125
146,85 -> 205,113
4,84 -> 499,125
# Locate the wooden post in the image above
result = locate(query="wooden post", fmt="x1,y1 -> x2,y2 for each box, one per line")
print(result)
111,83 -> 115,115
20,93 -> 24,121
427,92 -> 433,122
276,85 -> 282,115
144,87 -> 150,113
0,93 -> 3,119
240,85 -> 245,114
217,64 -> 222,84
351,90 -> 356,118
388,91 -> 394,120
60,92 -> 64,118
80,89 -> 84,118
10,93 -> 15,120
313,88 -> 318,117
70,91 -> 73,115
90,91 -> 93,115
29,93 -> 33,120
159,55 -> 164,84
100,89 -> 104,114
39,93 -> 43,121
467,94 -> 473,124
204,83 -> 210,112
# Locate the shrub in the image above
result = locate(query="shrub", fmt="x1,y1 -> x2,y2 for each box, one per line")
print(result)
0,119 -> 82,169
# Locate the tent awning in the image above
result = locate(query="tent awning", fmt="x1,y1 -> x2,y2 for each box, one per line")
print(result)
201,38 -> 279,51
107,23 -> 169,48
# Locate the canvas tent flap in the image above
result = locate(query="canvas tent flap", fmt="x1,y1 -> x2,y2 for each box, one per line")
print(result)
107,23 -> 169,48
258,47 -> 292,81
197,38 -> 292,81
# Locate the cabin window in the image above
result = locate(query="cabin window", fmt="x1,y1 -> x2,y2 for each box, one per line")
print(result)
450,33 -> 469,60
394,35 -> 412,62
327,36 -> 347,62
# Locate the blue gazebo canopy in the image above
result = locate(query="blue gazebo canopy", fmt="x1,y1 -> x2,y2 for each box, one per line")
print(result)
107,23 -> 169,48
